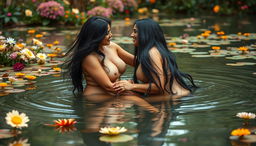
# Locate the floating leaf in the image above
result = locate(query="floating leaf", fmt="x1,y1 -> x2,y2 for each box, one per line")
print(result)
189,52 -> 209,55
5,89 -> 26,93
192,55 -> 212,57
99,134 -> 133,143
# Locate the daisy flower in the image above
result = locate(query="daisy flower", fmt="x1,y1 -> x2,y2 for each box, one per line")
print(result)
236,112 -> 256,119
6,37 -> 16,45
5,110 -> 30,128
99,127 -> 127,135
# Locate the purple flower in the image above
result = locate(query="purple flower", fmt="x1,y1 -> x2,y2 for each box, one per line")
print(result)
37,1 -> 64,19
87,6 -> 112,18
13,62 -> 25,71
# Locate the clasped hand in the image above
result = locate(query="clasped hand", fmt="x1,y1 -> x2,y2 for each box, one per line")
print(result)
113,80 -> 133,93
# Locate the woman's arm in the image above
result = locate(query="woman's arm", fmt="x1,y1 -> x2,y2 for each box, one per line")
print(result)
114,47 -> 165,95
82,54 -> 116,93
111,42 -> 134,66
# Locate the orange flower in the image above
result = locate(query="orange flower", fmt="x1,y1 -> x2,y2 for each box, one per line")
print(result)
25,75 -> 37,80
15,73 -> 25,78
0,83 -> 8,87
47,54 -> 57,57
35,34 -> 43,38
201,33 -> 210,38
220,35 -> 228,40
231,128 -> 250,136
213,24 -> 220,31
243,33 -> 250,37
16,43 -> 25,48
27,29 -> 36,34
54,119 -> 77,127
212,46 -> 221,50
238,47 -> 248,51
53,67 -> 61,72
65,10 -> 70,14
65,15 -> 68,18
217,31 -> 225,35
46,44 -> 53,48
149,0 -> 156,4
168,42 -> 176,46
213,5 -> 220,13
204,30 -> 211,34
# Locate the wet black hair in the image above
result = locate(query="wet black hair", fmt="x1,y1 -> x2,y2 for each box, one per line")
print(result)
133,18 -> 197,95
65,16 -> 111,94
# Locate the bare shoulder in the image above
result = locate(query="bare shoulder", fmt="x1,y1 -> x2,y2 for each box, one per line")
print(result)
83,53 -> 99,64
109,41 -> 121,50
149,47 -> 161,57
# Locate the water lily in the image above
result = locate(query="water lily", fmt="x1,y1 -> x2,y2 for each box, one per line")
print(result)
211,46 -> 221,52
8,77 -> 17,84
168,42 -> 176,47
231,128 -> 250,137
53,67 -> 61,72
46,44 -> 53,48
27,29 -> 36,34
9,138 -> 30,146
217,31 -> 225,35
236,112 -> 256,119
53,119 -> 77,127
15,73 -> 25,78
6,37 -> 16,45
36,53 -> 47,60
5,110 -> 30,128
99,127 -> 127,136
0,83 -> 8,89
35,34 -> 43,38
243,33 -> 250,37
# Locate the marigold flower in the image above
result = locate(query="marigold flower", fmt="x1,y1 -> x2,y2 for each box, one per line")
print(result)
46,44 -> 53,48
243,33 -> 250,37
99,127 -> 127,135
5,110 -> 30,129
212,46 -> 221,50
201,33 -> 210,38
231,128 -> 250,136
54,119 -> 77,127
220,35 -> 228,40
47,53 -> 57,57
25,75 -> 37,80
53,40 -> 59,45
213,5 -> 220,13
35,34 -> 43,38
168,42 -> 176,46
238,47 -> 248,51
217,31 -> 225,35
53,67 -> 61,72
27,29 -> 36,34
15,73 -> 25,78
0,83 -> 8,87
236,112 -> 256,119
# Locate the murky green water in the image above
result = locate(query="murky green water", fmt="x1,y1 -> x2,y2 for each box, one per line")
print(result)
0,15 -> 256,146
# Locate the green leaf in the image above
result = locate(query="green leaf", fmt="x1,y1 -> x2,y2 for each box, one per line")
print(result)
4,17 -> 10,23
11,17 -> 18,23
42,19 -> 50,26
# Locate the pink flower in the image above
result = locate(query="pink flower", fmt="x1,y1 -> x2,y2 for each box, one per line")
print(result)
87,6 -> 112,18
241,5 -> 249,10
37,1 -> 64,19
6,12 -> 12,17
10,52 -> 18,60
32,0 -> 37,2
13,63 -> 25,71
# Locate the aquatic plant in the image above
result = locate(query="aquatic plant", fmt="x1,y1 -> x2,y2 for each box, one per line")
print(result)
5,110 -> 30,129
99,127 -> 127,135
236,112 -> 256,119
53,119 -> 77,127
231,128 -> 251,137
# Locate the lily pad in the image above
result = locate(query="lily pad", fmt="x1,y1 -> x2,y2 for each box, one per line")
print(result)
99,134 -> 133,143
192,55 -> 212,58
5,89 -> 26,93
189,52 -> 208,55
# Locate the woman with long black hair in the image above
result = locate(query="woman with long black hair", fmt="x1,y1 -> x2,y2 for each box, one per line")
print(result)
114,18 -> 197,97
65,16 -> 134,98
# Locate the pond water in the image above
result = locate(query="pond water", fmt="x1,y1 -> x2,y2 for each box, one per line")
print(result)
0,15 -> 256,146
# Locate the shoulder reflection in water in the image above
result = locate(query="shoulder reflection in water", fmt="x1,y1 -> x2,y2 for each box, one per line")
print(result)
73,93 -> 183,146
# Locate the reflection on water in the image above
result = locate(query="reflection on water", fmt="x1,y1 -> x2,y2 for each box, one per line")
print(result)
0,15 -> 256,146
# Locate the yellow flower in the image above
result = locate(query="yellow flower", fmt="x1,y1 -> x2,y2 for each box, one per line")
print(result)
201,33 -> 210,38
5,110 -> 29,128
237,32 -> 242,36
16,43 -> 26,49
47,54 -> 57,57
15,73 -> 25,78
25,75 -> 37,80
217,31 -> 225,35
8,77 -> 16,83
236,112 -> 256,119
53,40 -> 59,45
220,35 -> 228,40
243,33 -> 250,37
152,9 -> 159,14
36,53 -> 47,60
0,44 -> 7,52
32,38 -> 43,46
99,127 -> 127,135
213,5 -> 220,13
204,30 -> 211,34
54,47 -> 62,53
53,67 -> 61,72
9,138 -> 30,146
53,119 -> 77,127
231,128 -> 250,136
27,29 -> 36,34
21,48 -> 35,59
0,82 -> 8,87
46,44 -> 53,48
25,9 -> 32,17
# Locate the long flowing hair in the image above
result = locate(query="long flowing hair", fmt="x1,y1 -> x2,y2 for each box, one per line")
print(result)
133,18 -> 197,95
65,16 -> 111,94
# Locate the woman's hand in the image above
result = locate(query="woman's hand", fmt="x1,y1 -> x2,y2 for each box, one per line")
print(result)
113,80 -> 134,93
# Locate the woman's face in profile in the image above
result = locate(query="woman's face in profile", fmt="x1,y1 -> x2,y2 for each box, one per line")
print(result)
101,24 -> 112,46
131,24 -> 138,47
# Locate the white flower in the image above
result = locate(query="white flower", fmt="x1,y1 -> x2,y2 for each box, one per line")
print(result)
236,112 -> 256,119
32,39 -> 43,46
25,9 -> 33,17
6,37 -> 16,45
0,44 -> 7,51
99,127 -> 127,135
5,110 -> 30,128
72,8 -> 79,14
21,48 -> 35,59
0,36 -> 5,40
9,138 -> 30,146
36,53 -> 47,60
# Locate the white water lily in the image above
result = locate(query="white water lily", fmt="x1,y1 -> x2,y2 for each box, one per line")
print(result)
236,112 -> 256,119
6,37 -> 16,45
5,110 -> 30,129
99,127 -> 127,135
72,8 -> 79,14
21,48 -> 35,59
36,53 -> 47,60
